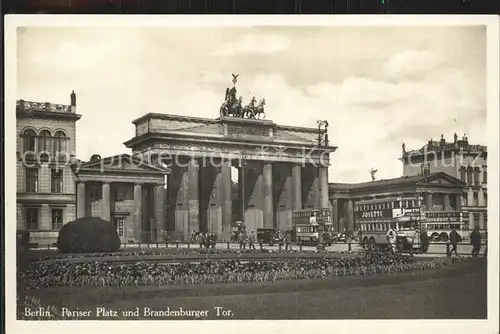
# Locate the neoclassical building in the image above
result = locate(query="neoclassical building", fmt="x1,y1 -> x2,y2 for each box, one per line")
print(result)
329,133 -> 487,235
16,97 -> 80,246
16,91 -> 335,245
401,134 -> 487,231
329,172 -> 467,235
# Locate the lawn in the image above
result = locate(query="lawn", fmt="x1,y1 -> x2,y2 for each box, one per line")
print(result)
20,258 -> 486,320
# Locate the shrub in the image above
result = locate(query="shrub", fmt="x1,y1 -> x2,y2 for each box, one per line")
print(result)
19,253 -> 474,289
56,217 -> 121,253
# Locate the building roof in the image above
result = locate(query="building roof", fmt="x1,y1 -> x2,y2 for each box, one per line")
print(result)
402,134 -> 487,159
330,172 -> 466,193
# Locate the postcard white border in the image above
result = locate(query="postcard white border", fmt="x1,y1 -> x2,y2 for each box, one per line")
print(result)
4,14 -> 499,334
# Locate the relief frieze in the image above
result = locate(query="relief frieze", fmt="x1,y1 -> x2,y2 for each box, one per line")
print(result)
227,125 -> 269,137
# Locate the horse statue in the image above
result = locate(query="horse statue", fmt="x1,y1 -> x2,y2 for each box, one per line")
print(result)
220,95 -> 243,118
243,97 -> 266,119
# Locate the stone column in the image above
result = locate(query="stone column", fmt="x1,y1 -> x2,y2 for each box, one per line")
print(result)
187,157 -> 200,236
332,199 -> 339,232
154,184 -> 166,241
292,164 -> 302,210
467,188 -> 474,207
319,165 -> 329,209
443,193 -> 450,211
263,162 -> 274,229
76,182 -> 86,218
133,183 -> 142,242
101,182 -> 111,222
221,159 -> 232,242
479,212 -> 485,230
427,193 -> 433,210
346,200 -> 354,233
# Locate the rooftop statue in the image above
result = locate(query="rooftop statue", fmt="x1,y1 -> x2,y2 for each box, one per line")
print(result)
219,74 -> 266,120
70,90 -> 76,106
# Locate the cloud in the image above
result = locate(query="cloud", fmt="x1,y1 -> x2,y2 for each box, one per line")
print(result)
16,27 -> 486,184
382,50 -> 442,80
212,34 -> 291,56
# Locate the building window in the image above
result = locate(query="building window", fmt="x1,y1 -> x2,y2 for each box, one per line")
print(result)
113,217 -> 125,237
22,128 -> 37,153
51,208 -> 63,230
473,192 -> 479,206
460,167 -> 466,182
51,169 -> 63,193
483,193 -> 487,207
25,168 -> 39,193
473,214 -> 480,229
466,168 -> 473,185
483,170 -> 487,184
26,208 -> 39,230
473,168 -> 480,186
54,130 -> 67,156
38,130 -> 52,153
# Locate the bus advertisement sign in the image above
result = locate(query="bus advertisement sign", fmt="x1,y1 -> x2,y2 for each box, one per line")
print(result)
355,209 -> 393,219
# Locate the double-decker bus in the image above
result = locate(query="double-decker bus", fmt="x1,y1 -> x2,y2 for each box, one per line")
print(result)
423,211 -> 469,242
292,208 -> 334,245
355,196 -> 422,251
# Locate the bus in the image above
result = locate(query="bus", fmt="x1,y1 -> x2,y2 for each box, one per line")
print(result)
423,212 -> 469,242
292,208 -> 334,245
355,196 -> 422,251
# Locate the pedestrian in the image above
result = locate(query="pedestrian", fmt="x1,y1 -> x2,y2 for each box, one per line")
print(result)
386,225 -> 397,254
198,232 -> 205,249
238,231 -> 246,250
248,231 -> 256,251
449,228 -> 461,256
209,233 -> 216,249
470,226 -> 481,257
413,228 -> 421,254
285,231 -> 293,251
190,231 -> 197,244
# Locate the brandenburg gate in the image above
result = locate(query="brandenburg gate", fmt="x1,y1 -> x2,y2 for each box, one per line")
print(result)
122,76 -> 336,242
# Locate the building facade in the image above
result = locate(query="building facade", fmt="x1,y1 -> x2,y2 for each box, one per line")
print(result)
329,172 -> 467,239
16,95 -> 81,245
401,134 -> 487,232
123,113 -> 334,242
16,90 -> 334,245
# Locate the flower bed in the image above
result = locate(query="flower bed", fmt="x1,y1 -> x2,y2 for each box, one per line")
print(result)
19,252 -> 473,290
31,247 -> 321,262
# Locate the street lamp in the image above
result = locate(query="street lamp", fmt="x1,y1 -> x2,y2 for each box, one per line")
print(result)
316,120 -> 329,252
240,151 -> 247,229
420,162 -> 431,248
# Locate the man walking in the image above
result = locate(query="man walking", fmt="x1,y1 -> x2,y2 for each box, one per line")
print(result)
238,230 -> 247,250
470,226 -> 481,257
198,232 -> 206,249
284,231 -> 293,251
248,231 -> 256,251
449,227 -> 461,256
386,225 -> 397,254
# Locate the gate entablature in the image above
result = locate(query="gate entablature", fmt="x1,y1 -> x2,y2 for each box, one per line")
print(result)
124,113 -> 336,165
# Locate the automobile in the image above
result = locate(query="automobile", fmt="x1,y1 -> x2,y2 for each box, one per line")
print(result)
257,228 -> 283,246
332,232 -> 347,243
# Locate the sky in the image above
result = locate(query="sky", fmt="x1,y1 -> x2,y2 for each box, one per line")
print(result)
16,25 -> 487,183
